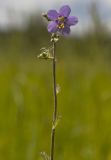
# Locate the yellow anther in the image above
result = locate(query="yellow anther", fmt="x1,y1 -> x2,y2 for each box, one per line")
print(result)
57,23 -> 65,29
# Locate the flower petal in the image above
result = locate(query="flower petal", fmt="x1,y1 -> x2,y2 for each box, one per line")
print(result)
67,16 -> 78,26
61,26 -> 70,35
47,21 -> 58,33
47,10 -> 59,20
59,5 -> 71,17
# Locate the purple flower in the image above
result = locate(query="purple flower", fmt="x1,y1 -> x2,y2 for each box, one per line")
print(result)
47,5 -> 78,35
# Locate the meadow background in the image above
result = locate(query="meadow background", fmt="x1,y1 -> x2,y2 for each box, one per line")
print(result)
0,2 -> 111,160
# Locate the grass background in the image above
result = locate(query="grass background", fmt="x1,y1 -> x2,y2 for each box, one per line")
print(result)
0,6 -> 111,160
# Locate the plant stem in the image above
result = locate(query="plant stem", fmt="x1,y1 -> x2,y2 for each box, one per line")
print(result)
50,41 -> 57,160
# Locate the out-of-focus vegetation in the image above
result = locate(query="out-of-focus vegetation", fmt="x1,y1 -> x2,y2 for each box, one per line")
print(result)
0,4 -> 111,160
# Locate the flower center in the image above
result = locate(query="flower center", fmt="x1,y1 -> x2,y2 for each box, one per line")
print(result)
58,16 -> 65,22
57,16 -> 65,29
57,23 -> 65,29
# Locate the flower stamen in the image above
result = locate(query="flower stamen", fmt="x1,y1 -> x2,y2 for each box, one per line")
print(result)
57,23 -> 65,29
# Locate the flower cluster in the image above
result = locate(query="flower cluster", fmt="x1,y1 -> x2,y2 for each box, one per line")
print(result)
46,5 -> 78,35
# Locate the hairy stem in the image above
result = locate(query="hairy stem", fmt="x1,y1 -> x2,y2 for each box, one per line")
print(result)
50,41 -> 57,160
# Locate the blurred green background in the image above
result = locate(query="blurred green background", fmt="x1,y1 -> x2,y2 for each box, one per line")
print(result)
0,3 -> 111,160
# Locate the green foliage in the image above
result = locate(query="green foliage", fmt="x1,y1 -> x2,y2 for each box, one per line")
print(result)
1,56 -> 111,160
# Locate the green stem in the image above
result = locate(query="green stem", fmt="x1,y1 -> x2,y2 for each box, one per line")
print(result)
50,41 -> 57,160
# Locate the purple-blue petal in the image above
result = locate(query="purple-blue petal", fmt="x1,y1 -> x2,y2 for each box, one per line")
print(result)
47,10 -> 59,20
47,21 -> 58,33
67,16 -> 78,26
59,5 -> 71,17
61,26 -> 70,35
